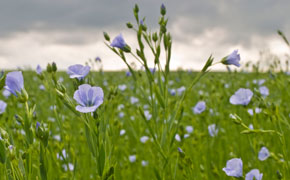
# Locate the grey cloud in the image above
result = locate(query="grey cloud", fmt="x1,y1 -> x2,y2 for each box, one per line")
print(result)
1,0 -> 289,42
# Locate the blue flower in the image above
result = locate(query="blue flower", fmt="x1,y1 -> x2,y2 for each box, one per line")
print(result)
129,155 -> 136,163
161,3 -> 166,10
259,86 -> 269,97
230,88 -> 253,105
186,126 -> 194,133
144,110 -> 152,120
118,84 -> 127,91
192,101 -> 206,114
258,147 -> 270,161
95,56 -> 101,62
2,89 -> 11,98
5,71 -> 24,96
149,67 -> 156,74
126,71 -> 132,77
111,34 -> 126,49
208,124 -> 218,137
36,122 -> 40,130
0,100 -> 7,114
222,158 -> 243,177
140,136 -> 149,143
73,84 -> 104,113
67,64 -> 90,80
169,89 -> 176,96
177,86 -> 186,96
245,169 -> 263,180
247,107 -> 262,116
222,50 -> 241,67
36,65 -> 42,75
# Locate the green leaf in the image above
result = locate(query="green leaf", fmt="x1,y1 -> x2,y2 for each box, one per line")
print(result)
98,143 -> 105,177
0,140 -> 6,164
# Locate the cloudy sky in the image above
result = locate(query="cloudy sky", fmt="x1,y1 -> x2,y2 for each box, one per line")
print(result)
0,0 -> 289,71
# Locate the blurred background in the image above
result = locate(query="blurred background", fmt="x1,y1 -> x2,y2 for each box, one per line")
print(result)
0,0 -> 289,71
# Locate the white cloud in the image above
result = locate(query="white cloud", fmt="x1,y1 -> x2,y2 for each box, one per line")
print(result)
0,26 -> 288,71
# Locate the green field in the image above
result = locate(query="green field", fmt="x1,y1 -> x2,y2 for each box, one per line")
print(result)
0,69 -> 290,179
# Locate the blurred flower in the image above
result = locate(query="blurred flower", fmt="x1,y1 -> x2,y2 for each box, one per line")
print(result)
230,88 -> 253,105
0,100 -> 7,114
73,84 -> 104,113
5,71 -> 24,96
168,89 -> 175,96
118,104 -> 124,110
144,110 -> 152,120
149,68 -> 156,74
53,135 -> 61,141
249,124 -> 254,130
245,169 -> 263,180
222,158 -> 243,177
126,71 -> 132,77
95,56 -> 101,62
185,126 -> 194,133
192,101 -> 206,114
119,112 -> 125,118
141,160 -> 148,167
222,50 -> 241,67
140,136 -> 149,143
258,147 -> 270,161
2,89 -> 11,98
120,129 -> 126,136
118,84 -> 127,91
177,86 -> 186,96
111,34 -> 126,49
258,79 -> 265,85
36,121 -> 40,130
247,107 -> 262,116
175,134 -> 181,142
259,86 -> 269,97
68,163 -> 74,171
143,104 -> 149,109
208,124 -> 218,137
103,80 -> 108,86
36,65 -> 42,75
129,155 -> 136,163
130,97 -> 139,104
39,85 -> 45,90
67,64 -> 90,80
184,134 -> 190,138
59,76 -> 64,82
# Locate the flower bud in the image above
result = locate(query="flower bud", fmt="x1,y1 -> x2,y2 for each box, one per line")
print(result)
122,45 -> 131,53
152,32 -> 158,42
161,4 -> 166,16
134,4 -> 139,14
103,32 -> 110,41
52,62 -> 57,72
126,22 -> 133,29
47,63 -> 52,73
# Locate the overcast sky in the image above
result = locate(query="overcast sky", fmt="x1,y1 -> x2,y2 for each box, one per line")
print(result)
0,0 -> 289,71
